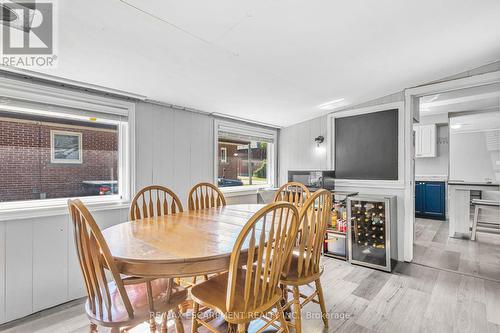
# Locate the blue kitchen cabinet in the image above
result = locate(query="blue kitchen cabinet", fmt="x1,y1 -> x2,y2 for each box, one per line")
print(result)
415,181 -> 445,220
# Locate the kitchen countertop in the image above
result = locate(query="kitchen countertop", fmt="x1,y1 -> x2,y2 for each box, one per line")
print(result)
415,175 -> 448,182
448,181 -> 500,186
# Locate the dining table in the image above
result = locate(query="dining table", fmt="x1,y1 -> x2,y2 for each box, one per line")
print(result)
102,204 -> 267,279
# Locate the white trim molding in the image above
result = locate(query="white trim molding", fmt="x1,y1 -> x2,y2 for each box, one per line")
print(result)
326,101 -> 406,188
403,69 -> 500,262
327,101 -> 410,262
214,119 -> 278,191
0,66 -> 146,101
0,76 -> 135,116
0,76 -> 136,219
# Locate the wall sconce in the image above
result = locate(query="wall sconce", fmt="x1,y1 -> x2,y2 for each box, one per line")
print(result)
314,135 -> 324,147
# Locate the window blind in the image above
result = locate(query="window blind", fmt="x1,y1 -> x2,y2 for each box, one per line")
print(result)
217,122 -> 276,143
0,97 -> 126,124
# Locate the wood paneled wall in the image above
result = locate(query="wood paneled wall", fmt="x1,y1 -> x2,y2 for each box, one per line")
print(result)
0,208 -> 129,323
135,102 -> 214,207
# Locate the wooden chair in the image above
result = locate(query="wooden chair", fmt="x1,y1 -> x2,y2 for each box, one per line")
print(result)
470,197 -> 500,240
68,199 -> 187,333
185,182 -> 227,286
188,182 -> 226,210
280,189 -> 332,333
130,185 -> 183,220
273,182 -> 310,207
190,202 -> 300,333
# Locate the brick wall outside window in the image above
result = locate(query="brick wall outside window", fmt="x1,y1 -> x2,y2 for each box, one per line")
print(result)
0,118 -> 118,202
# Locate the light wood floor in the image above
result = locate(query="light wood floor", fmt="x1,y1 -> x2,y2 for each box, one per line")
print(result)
414,218 -> 500,282
1,257 -> 499,333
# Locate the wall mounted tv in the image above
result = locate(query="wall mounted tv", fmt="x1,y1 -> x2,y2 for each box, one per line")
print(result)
334,109 -> 398,180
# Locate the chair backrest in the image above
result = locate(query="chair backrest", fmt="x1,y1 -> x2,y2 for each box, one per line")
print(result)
130,185 -> 183,220
289,189 -> 332,279
273,182 -> 311,207
68,199 -> 134,321
226,202 -> 300,313
188,182 -> 226,210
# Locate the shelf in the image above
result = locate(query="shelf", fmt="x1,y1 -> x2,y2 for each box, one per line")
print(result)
323,253 -> 347,260
326,228 -> 346,237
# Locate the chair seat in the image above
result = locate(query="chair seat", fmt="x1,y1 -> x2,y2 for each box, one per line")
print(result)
191,269 -> 282,323
281,249 -> 323,286
86,278 -> 187,327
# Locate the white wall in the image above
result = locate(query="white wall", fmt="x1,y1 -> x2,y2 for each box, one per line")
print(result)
135,102 -> 215,207
279,92 -> 405,184
279,115 -> 328,184
0,208 -> 129,323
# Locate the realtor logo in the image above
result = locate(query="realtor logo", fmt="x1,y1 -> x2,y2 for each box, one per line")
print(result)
0,0 -> 57,67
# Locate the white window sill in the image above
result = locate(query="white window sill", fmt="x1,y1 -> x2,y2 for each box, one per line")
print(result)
220,185 -> 271,198
0,200 -> 130,222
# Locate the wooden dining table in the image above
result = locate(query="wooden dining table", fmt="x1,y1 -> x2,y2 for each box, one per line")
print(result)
102,204 -> 266,278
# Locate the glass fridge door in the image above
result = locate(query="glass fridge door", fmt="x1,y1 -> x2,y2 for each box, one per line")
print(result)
348,198 -> 391,271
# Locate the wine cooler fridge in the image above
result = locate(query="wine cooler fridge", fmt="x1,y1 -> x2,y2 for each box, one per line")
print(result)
347,195 -> 397,272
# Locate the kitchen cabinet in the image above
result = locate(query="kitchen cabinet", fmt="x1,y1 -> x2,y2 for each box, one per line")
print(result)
415,181 -> 446,220
414,124 -> 437,158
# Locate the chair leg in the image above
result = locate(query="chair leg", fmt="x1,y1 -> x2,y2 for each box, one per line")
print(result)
280,283 -> 291,320
315,279 -> 329,328
292,286 -> 302,333
237,323 -> 246,333
276,302 -> 289,333
191,302 -> 200,333
89,323 -> 98,332
173,307 -> 185,333
471,205 -> 480,241
161,312 -> 168,333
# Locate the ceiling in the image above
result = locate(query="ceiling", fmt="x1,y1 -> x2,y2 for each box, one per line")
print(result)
420,82 -> 500,115
16,0 -> 500,126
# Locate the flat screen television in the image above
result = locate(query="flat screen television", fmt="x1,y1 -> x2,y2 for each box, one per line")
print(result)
335,109 -> 398,180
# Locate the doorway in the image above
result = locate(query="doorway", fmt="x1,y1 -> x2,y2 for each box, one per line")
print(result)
406,72 -> 500,282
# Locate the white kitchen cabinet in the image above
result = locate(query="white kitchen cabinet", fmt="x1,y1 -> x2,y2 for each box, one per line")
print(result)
414,124 -> 437,158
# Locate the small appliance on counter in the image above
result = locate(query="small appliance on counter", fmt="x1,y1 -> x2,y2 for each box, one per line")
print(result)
347,194 -> 397,272
287,170 -> 335,191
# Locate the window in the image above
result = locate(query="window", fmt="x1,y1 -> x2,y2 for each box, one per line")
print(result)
0,78 -> 134,213
51,130 -> 83,164
215,120 -> 277,189
220,147 -> 227,163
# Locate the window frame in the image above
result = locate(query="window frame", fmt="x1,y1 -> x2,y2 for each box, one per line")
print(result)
214,119 -> 277,193
0,76 -> 136,220
50,129 -> 83,164
220,146 -> 227,163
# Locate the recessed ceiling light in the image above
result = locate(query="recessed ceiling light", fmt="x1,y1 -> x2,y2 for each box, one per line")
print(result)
317,98 -> 346,110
